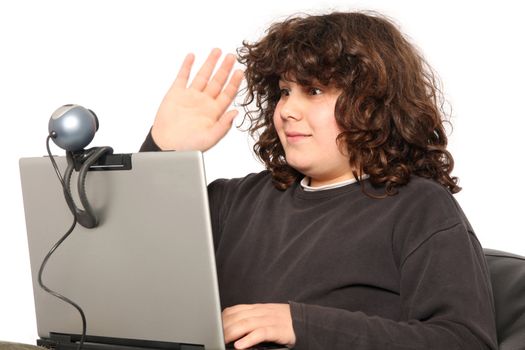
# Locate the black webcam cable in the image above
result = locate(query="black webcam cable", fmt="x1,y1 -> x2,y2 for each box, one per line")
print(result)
38,134 -> 87,350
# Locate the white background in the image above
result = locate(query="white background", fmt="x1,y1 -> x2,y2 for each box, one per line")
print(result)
1,0 -> 524,344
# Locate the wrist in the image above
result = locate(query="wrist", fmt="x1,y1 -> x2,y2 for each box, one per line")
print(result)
151,123 -> 174,151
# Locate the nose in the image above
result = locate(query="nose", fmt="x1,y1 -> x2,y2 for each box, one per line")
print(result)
279,93 -> 303,121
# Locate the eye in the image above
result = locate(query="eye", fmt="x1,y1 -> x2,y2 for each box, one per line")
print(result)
279,87 -> 290,97
308,87 -> 323,95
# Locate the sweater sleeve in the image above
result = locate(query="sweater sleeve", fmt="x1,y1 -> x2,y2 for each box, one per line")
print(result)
290,224 -> 498,350
139,128 -> 162,152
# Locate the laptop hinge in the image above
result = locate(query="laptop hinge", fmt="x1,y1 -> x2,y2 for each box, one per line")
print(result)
37,333 -> 204,350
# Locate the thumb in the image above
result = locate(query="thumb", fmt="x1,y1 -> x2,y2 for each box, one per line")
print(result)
209,109 -> 239,141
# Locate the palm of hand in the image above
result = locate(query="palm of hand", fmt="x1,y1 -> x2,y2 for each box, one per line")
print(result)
152,49 -> 244,151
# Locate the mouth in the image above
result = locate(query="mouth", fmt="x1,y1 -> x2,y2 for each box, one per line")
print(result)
285,132 -> 312,142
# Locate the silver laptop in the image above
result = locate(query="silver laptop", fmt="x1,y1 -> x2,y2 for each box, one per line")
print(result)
20,151 -> 226,350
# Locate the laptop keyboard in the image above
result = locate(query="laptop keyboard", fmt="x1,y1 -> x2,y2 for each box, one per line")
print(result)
226,343 -> 287,349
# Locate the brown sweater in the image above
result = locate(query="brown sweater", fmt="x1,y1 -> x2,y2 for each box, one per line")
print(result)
141,132 -> 498,349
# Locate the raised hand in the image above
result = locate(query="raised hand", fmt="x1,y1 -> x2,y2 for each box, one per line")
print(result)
222,303 -> 296,349
151,48 -> 244,151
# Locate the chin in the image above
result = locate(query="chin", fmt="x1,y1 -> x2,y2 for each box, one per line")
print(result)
285,159 -> 311,175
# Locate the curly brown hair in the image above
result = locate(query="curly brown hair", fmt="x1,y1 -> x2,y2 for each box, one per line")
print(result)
237,11 -> 460,195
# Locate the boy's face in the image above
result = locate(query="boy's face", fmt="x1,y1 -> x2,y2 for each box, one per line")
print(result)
273,79 -> 355,186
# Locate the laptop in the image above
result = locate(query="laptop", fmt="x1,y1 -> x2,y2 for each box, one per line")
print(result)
20,151 -> 285,350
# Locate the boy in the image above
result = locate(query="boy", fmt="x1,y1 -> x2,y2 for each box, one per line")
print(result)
141,11 -> 497,350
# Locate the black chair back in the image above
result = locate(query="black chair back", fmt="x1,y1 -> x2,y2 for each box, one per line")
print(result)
484,249 -> 525,350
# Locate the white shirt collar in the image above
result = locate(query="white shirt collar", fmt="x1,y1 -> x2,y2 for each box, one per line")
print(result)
300,175 -> 368,192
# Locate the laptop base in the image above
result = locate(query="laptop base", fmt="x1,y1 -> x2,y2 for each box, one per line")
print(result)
37,333 -> 204,350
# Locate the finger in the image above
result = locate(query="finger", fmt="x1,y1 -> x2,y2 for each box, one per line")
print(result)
223,304 -> 265,326
223,304 -> 254,317
189,48 -> 222,91
208,110 -> 238,141
173,53 -> 195,89
234,327 -> 274,350
224,315 -> 268,344
203,53 -> 236,98
223,303 -> 282,325
216,69 -> 244,110
222,304 -> 256,333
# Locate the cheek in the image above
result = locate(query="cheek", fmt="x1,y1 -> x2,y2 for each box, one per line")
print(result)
271,112 -> 286,148
311,109 -> 341,142
272,107 -> 283,132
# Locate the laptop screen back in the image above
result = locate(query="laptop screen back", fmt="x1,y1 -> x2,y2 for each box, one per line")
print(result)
19,151 -> 225,350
